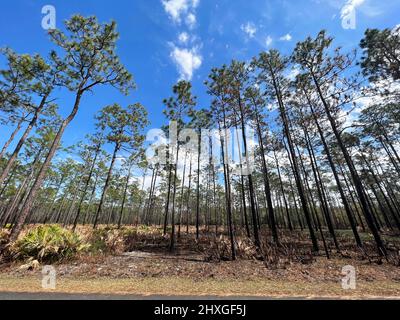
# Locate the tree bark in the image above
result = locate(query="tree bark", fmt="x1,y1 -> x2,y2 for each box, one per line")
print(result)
0,94 -> 48,187
0,117 -> 24,160
118,163 -> 133,228
269,66 -> 319,252
73,144 -> 100,230
10,92 -> 81,242
311,72 -> 386,256
93,142 -> 119,229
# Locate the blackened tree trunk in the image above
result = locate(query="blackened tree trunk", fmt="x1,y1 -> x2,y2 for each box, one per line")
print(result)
311,72 -> 386,256
273,149 -> 293,232
254,115 -> 279,243
237,95 -> 261,249
361,154 -> 400,230
218,119 -> 236,260
269,68 -> 319,252
303,126 -> 339,250
307,98 -> 362,247
235,124 -> 250,238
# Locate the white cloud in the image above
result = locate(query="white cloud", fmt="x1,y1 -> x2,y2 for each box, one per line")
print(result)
241,22 -> 257,38
162,1 -> 202,80
170,46 -> 202,80
279,33 -> 292,41
161,0 -> 199,27
265,35 -> 273,47
340,0 -> 365,19
186,13 -> 196,28
178,32 -> 189,43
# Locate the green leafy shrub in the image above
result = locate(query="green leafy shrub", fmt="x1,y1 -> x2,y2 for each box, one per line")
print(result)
12,225 -> 89,263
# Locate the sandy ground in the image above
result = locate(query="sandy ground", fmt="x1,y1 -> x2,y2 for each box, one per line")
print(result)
1,249 -> 400,298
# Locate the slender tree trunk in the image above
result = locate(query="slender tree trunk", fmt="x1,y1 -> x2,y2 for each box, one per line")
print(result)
147,167 -> 159,225
0,117 -> 24,160
295,142 -> 330,258
362,154 -> 400,230
169,142 -> 180,251
269,67 -> 319,252
307,97 -> 362,247
118,163 -> 133,229
254,115 -> 278,243
1,176 -> 29,226
63,175 -> 84,226
143,167 -> 156,224
9,92 -> 82,242
72,145 -> 100,231
380,138 -> 400,176
195,130 -> 201,240
273,149 -> 293,232
185,156 -> 192,234
339,164 -> 366,231
382,129 -> 400,166
163,163 -> 172,236
0,170 -> 16,200
0,95 -> 48,187
218,119 -> 236,260
235,125 -> 250,238
0,148 -> 42,226
93,143 -> 119,229
303,127 -> 339,250
136,168 -> 147,225
237,95 -> 260,249
311,72 -> 386,256
82,172 -> 99,225
177,151 -> 187,239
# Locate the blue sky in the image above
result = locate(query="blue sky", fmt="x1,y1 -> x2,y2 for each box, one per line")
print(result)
0,0 -> 399,155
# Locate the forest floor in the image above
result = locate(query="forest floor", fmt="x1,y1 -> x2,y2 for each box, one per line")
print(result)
0,225 -> 400,298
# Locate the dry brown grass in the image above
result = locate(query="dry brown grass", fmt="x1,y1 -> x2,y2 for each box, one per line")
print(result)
1,224 -> 400,298
0,275 -> 399,298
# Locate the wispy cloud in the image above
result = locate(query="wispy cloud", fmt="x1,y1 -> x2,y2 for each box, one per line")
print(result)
265,35 -> 273,47
340,0 -> 365,20
186,13 -> 196,29
241,22 -> 257,38
279,33 -> 292,41
178,32 -> 189,43
161,0 -> 199,27
162,0 -> 202,80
